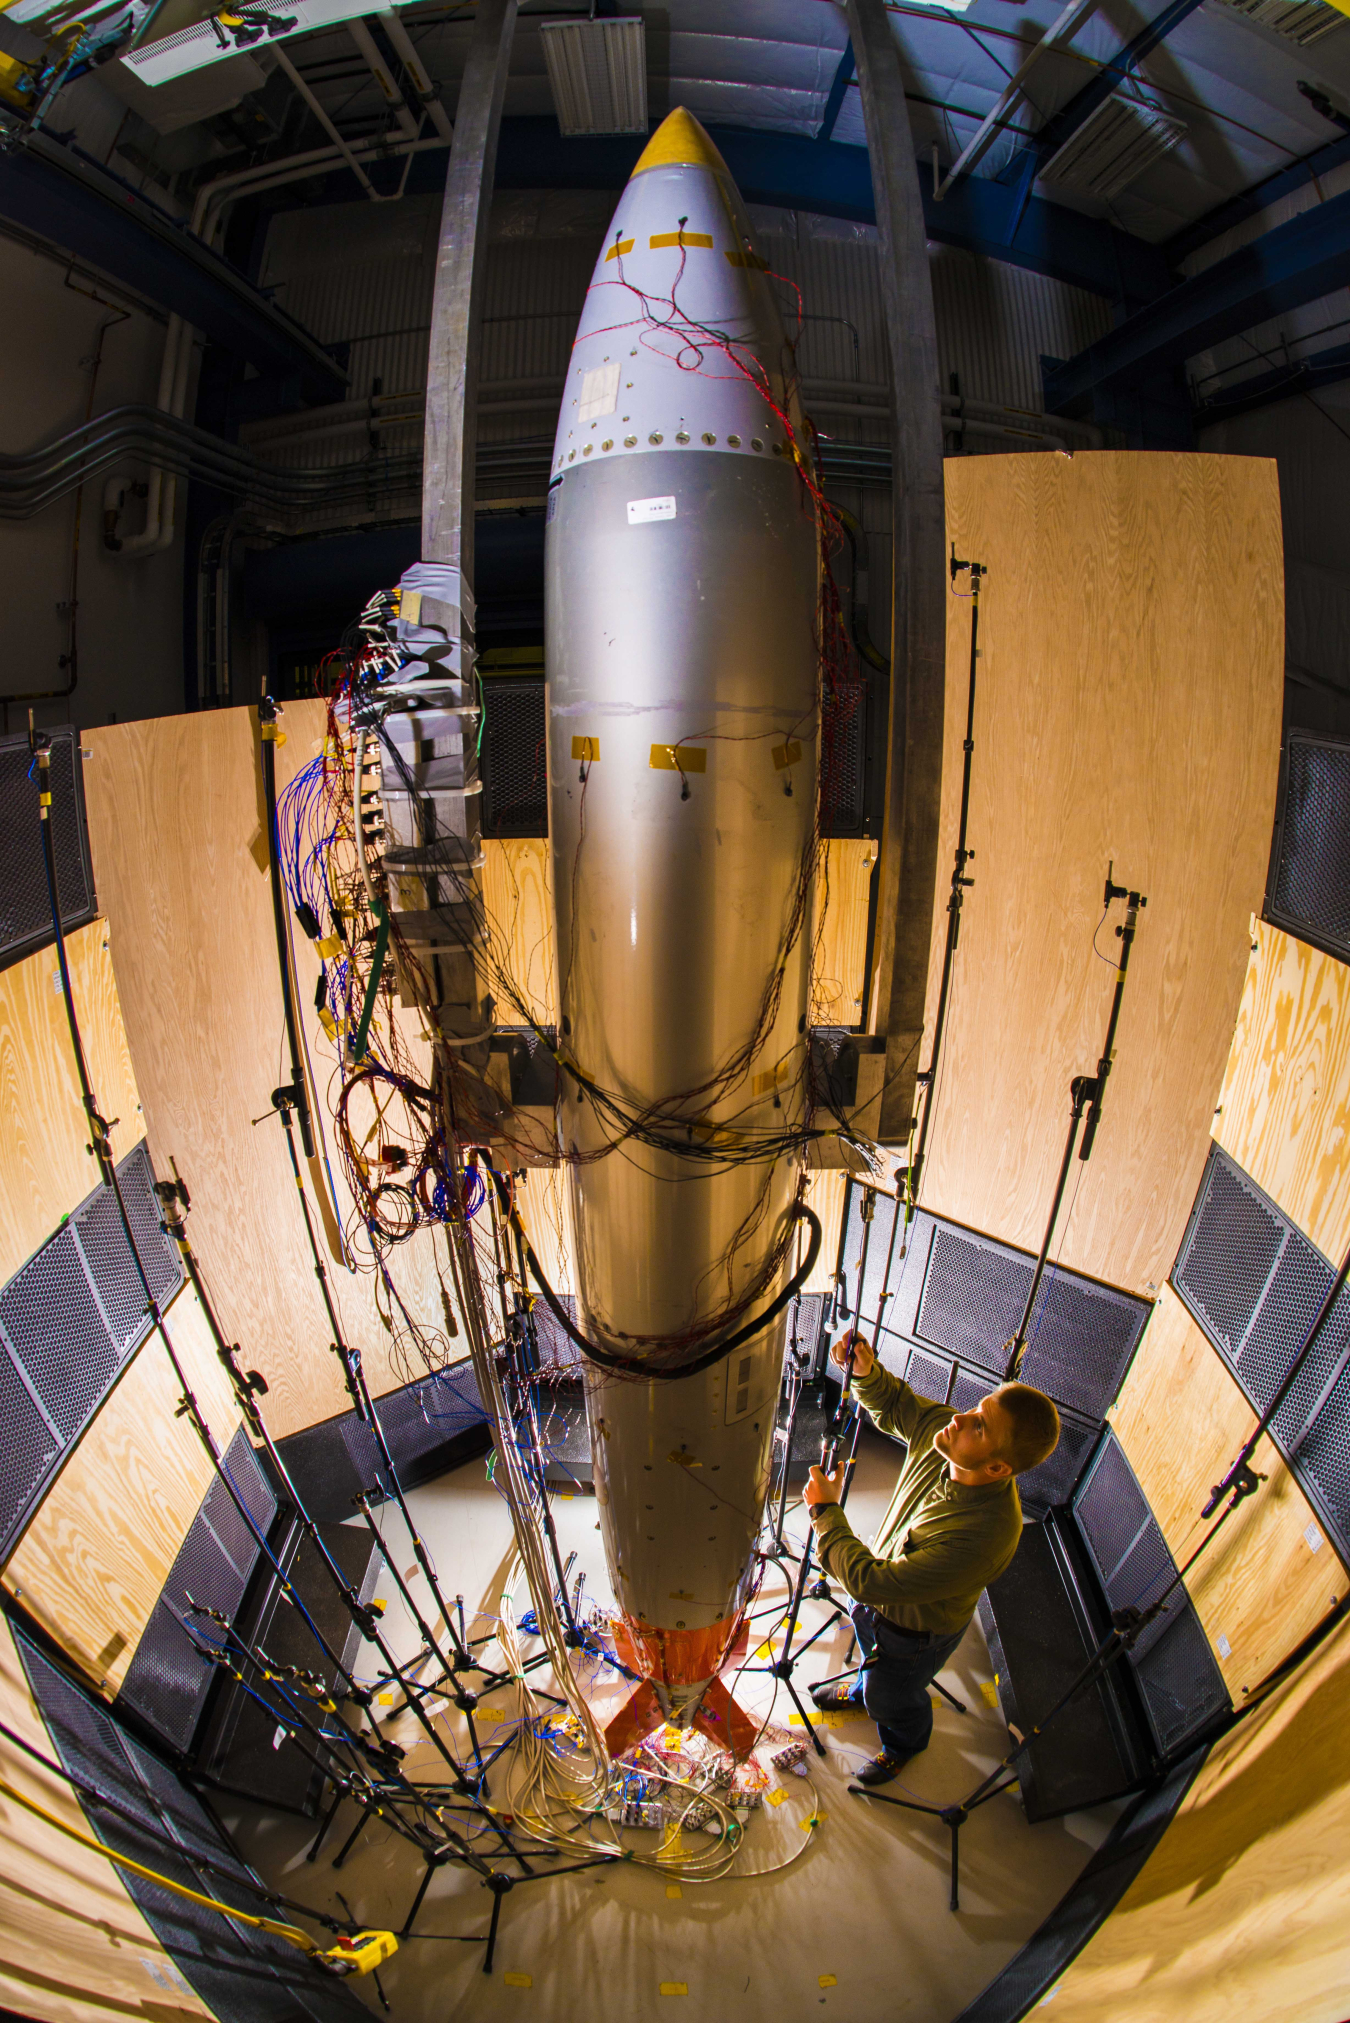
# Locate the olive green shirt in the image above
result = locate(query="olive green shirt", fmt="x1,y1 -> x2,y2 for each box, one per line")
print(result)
808,1363 -> 1023,1637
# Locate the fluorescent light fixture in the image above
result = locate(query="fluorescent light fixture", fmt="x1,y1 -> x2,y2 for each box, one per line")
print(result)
541,16 -> 646,137
1041,92 -> 1187,202
1220,0 -> 1343,44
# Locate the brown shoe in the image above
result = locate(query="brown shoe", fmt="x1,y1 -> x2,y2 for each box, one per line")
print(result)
809,1682 -> 860,1711
856,1748 -> 911,1787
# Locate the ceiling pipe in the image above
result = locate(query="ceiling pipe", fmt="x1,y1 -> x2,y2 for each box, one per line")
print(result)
347,17 -> 419,140
379,8 -> 454,142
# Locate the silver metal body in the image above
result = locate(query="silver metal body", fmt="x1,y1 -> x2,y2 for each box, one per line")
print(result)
544,114 -> 820,1717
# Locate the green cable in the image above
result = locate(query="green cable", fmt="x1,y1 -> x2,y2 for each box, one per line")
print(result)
352,902 -> 390,1064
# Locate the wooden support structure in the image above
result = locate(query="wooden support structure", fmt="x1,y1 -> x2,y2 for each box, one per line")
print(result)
845,0 -> 947,1141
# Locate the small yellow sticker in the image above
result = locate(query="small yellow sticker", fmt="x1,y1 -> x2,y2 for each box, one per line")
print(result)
666,1883 -> 683,1899
980,1680 -> 1000,1708
571,735 -> 600,762
754,1641 -> 778,1659
768,1789 -> 786,1807
376,1693 -> 393,1706
659,1984 -> 689,1997
802,1813 -> 824,1832
772,740 -> 803,771
819,1976 -> 838,1989
503,1972 -> 532,1988
650,743 -> 707,773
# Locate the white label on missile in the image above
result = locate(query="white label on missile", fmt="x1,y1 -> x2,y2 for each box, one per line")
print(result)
579,360 -> 621,419
628,495 -> 677,524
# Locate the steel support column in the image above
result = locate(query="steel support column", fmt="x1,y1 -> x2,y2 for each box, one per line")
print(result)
845,0 -> 947,1143
424,0 -> 518,574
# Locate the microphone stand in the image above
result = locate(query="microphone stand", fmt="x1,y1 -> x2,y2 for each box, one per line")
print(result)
1006,867 -> 1146,1378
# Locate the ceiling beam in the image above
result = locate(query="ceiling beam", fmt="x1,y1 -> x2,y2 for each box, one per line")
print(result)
1044,182 -> 1350,419
995,0 -> 1209,242
1166,129 -> 1350,266
1193,333 -> 1350,428
0,130 -> 345,393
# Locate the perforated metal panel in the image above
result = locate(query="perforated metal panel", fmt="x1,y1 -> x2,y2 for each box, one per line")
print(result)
0,1225 -> 119,1438
820,673 -> 867,836
1017,1408 -> 1098,1515
1073,1431 -> 1229,1755
1267,732 -> 1350,962
275,1361 -> 491,1523
117,1429 -> 276,1753
914,1221 -> 1149,1418
904,1347 -> 954,1403
481,675 -> 548,837
17,1623 -> 370,2023
0,1352 -> 59,1547
1175,1143 -> 1350,1562
949,1367 -> 989,1415
0,725 -> 97,971
0,1141 -> 185,1559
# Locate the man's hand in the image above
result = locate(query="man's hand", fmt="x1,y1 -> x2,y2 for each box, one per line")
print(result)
830,1330 -> 875,1379
803,1460 -> 848,1512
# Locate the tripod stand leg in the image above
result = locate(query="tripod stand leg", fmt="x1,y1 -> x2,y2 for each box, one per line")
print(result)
948,1815 -> 961,1914
401,1854 -> 440,1938
781,1673 -> 827,1760
306,1785 -> 344,1863
331,1801 -> 374,1869
483,1882 -> 506,1975
932,1679 -> 967,1715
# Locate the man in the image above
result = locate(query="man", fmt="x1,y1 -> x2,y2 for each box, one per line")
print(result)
801,1331 -> 1060,1787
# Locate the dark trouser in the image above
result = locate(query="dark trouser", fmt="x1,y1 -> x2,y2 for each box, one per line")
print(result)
846,1602 -> 967,1757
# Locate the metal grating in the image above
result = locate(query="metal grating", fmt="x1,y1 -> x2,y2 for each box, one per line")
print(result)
117,1429 -> 275,1753
0,1225 -> 120,1439
1175,1142 -> 1350,1559
1017,1408 -> 1098,1514
541,16 -> 647,136
1267,733 -> 1350,961
17,1624 -> 370,2022
0,1350 -> 60,1543
916,1222 -> 1148,1420
1073,1431 -> 1229,1756
481,676 -> 548,837
275,1362 -> 491,1523
905,1347 -> 954,1403
0,725 -> 97,972
820,673 -> 867,837
0,1141 -> 185,1558
950,1367 -> 989,1415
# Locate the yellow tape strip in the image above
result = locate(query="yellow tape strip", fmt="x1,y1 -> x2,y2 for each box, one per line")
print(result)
650,231 -> 713,250
572,735 -> 601,762
772,740 -> 802,771
650,744 -> 706,773
603,239 -> 635,261
726,249 -> 770,270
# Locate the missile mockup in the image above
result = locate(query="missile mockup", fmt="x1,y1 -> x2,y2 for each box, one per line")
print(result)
543,108 -> 821,1748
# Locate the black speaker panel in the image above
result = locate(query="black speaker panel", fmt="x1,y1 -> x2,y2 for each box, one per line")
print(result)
16,1620 -> 369,2023
0,1140 -> 185,1558
1073,1430 -> 1229,1757
274,1360 -> 491,1525
1266,731 -> 1350,963
481,674 -> 547,837
1174,1143 -> 1350,1565
116,1429 -> 277,1755
0,724 -> 96,971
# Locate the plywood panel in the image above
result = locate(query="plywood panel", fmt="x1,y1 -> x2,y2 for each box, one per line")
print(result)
482,835 -> 557,1028
1048,1608 -> 1350,2023
1214,920 -> 1350,1260
1111,1287 -> 1341,1699
0,920 -> 143,1286
811,837 -> 876,1029
921,454 -> 1283,1296
3,1284 -> 243,1693
0,1612 -> 212,2023
82,702 -> 452,1437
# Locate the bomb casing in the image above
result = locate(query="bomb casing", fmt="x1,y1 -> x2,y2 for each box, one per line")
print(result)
544,110 -> 820,1731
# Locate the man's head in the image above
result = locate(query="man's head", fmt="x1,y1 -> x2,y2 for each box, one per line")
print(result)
934,1384 -> 1061,1486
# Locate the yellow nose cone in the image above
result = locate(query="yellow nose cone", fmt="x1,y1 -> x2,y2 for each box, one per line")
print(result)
630,106 -> 730,179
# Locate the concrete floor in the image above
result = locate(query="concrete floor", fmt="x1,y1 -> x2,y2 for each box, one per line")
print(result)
221,1431 -> 1121,2023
